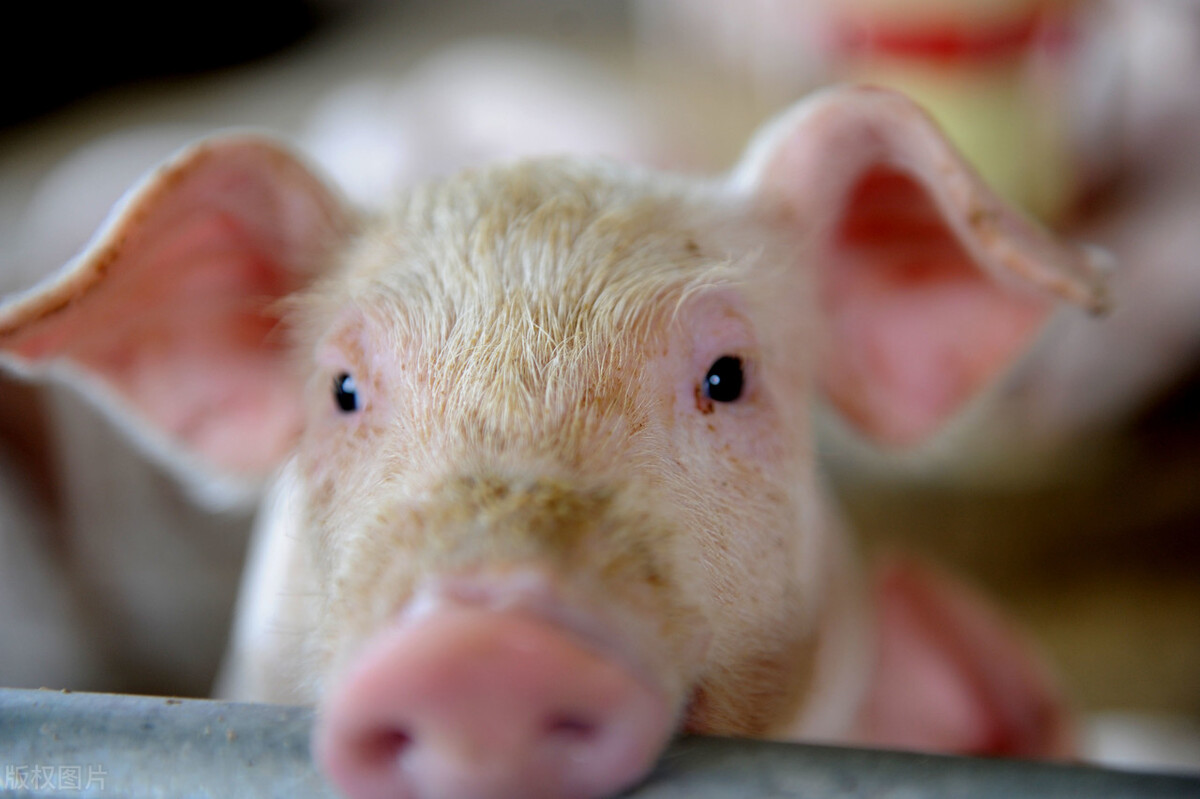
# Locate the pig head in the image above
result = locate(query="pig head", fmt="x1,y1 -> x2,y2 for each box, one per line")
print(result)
0,87 -> 1107,799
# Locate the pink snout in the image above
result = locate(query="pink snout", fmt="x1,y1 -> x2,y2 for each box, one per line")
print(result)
314,606 -> 673,799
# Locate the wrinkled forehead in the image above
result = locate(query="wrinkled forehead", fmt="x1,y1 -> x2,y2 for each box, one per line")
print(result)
305,158 -> 757,362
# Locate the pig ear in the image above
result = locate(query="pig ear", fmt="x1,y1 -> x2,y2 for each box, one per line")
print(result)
858,557 -> 1074,759
0,134 -> 352,479
735,86 -> 1111,445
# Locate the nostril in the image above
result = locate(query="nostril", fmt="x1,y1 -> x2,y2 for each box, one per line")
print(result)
360,726 -> 414,766
545,713 -> 600,742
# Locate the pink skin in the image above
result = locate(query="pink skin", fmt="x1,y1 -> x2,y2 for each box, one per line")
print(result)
314,595 -> 673,799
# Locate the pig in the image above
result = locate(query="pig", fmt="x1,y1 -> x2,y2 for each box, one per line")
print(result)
0,86 -> 1108,799
0,401 -> 97,689
301,39 -> 690,209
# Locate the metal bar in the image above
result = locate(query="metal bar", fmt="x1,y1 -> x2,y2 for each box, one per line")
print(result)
1,688 -> 329,798
1,687 -> 1197,798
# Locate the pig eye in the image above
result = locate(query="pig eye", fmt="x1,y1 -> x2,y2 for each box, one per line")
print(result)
703,356 -> 744,403
333,372 -> 359,413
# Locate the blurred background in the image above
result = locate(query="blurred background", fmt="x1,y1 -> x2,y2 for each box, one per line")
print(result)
1,0 -> 1198,770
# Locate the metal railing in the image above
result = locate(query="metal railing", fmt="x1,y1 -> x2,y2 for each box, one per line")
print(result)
2,688 -> 1198,798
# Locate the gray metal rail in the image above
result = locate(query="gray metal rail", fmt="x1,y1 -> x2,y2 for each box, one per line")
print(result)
1,687 -> 1197,798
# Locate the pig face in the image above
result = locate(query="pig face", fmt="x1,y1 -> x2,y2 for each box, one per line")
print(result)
0,87 -> 1106,799
294,164 -> 824,731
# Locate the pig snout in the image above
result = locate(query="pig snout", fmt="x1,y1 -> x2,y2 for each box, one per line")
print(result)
313,580 -> 674,799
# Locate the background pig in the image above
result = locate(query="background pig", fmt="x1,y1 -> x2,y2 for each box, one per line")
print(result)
0,383 -> 97,688
1,87 -> 1105,797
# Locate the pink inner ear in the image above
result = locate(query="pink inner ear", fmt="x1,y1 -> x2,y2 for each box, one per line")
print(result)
14,212 -> 307,476
820,167 -> 1049,446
